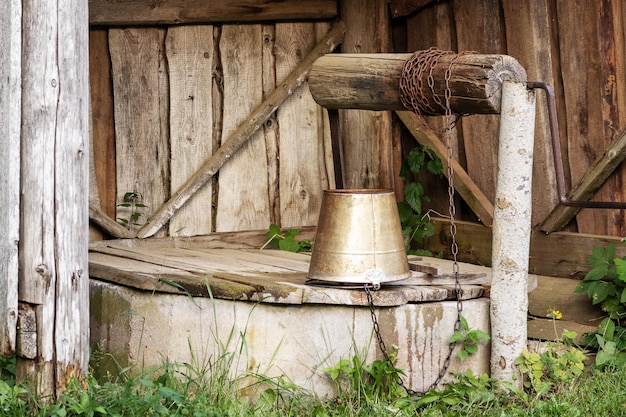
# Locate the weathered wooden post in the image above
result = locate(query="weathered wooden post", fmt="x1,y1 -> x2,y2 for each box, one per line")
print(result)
2,0 -> 90,398
490,81 -> 536,386
0,0 -> 22,358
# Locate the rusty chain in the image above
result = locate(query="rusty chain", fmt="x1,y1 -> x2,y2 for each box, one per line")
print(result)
364,48 -> 472,395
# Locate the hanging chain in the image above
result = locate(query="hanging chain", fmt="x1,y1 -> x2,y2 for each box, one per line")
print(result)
363,48 -> 472,396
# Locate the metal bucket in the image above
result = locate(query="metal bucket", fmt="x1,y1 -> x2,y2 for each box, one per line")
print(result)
307,189 -> 410,285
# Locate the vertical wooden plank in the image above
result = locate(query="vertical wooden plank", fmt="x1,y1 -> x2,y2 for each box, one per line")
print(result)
501,0 -> 560,227
597,0 -> 626,235
215,24 -> 270,232
54,0 -> 90,388
109,28 -> 170,235
339,0 -> 393,189
262,23 -> 280,225
20,0 -> 90,396
19,0 -> 59,393
166,25 -> 214,236
316,22 -> 337,193
0,0 -> 21,356
275,22 -> 324,227
556,0 -> 611,235
453,0 -> 506,204
89,29 -> 117,221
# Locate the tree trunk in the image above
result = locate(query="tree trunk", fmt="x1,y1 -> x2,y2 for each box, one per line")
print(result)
490,81 -> 536,386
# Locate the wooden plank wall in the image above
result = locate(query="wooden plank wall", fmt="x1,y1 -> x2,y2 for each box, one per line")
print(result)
90,19 -> 338,237
401,0 -> 626,236
90,0 -> 626,239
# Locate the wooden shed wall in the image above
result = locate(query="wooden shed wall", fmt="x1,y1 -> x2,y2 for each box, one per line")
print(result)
90,0 -> 626,241
90,21 -> 339,238
395,0 -> 626,236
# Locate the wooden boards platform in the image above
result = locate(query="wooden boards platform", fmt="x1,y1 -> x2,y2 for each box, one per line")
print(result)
88,244 -> 487,307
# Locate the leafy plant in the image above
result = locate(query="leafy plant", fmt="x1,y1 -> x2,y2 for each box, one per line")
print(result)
574,244 -> 626,319
580,317 -> 626,368
448,315 -> 490,361
575,243 -> 626,368
514,330 -> 586,397
117,191 -> 149,230
398,369 -> 500,412
264,224 -> 312,253
398,145 -> 443,256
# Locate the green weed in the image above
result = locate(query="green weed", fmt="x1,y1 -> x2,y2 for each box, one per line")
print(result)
448,314 -> 490,361
398,144 -> 443,256
264,224 -> 312,253
575,243 -> 626,368
116,191 -> 148,230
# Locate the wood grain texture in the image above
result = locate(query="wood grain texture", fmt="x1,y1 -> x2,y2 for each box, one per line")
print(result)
89,246 -> 482,306
262,24 -> 280,226
501,0 -> 560,227
20,3 -> 59,391
109,28 -> 170,235
166,25 -> 214,236
556,0 -> 612,235
597,0 -> 626,235
89,0 -> 338,26
541,128 -> 626,232
275,22 -> 324,227
89,29 -> 117,220
215,24 -> 270,232
426,218 -> 626,279
135,22 -> 345,238
20,0 -> 90,396
309,53 -> 527,113
316,21 -> 338,193
389,0 -> 437,17
0,0 -> 21,356
339,0 -> 392,189
453,0 -> 506,204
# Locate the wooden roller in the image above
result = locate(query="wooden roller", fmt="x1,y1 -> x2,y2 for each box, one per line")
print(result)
308,53 -> 527,114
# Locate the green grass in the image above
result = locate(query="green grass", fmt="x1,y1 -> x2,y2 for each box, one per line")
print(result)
1,353 -> 625,416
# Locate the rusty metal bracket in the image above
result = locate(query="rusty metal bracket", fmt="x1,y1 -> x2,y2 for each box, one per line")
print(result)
527,81 -> 626,209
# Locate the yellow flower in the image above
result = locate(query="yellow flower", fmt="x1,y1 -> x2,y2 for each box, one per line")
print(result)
547,308 -> 563,320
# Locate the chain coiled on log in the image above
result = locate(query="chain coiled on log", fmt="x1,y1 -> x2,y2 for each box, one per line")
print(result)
395,47 -> 472,393
399,47 -> 475,122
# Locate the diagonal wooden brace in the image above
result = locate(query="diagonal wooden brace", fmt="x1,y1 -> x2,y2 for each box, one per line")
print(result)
135,21 -> 346,239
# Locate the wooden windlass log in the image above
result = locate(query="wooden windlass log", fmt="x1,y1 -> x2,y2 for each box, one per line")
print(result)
308,53 -> 527,114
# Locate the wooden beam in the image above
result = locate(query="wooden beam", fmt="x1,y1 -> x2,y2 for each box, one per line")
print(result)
389,0 -> 438,18
309,53 -> 527,114
396,110 -> 494,226
89,0 -> 338,26
89,203 -> 136,239
426,218 -> 626,279
541,127 -> 626,232
136,21 -> 346,239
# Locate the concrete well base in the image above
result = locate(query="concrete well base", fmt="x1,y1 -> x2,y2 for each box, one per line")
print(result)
90,278 -> 490,396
